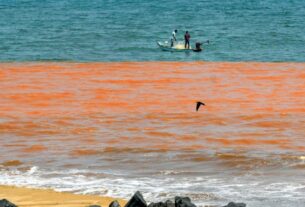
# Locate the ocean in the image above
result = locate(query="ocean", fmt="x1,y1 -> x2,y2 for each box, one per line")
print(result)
0,0 -> 305,62
0,62 -> 304,207
0,1 -> 305,207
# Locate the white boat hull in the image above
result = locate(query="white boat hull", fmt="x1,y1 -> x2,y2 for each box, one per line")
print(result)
157,41 -> 193,52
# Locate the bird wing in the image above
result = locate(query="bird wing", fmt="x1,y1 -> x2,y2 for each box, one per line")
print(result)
196,102 -> 200,111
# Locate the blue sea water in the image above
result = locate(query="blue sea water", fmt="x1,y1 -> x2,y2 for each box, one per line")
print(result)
0,0 -> 304,62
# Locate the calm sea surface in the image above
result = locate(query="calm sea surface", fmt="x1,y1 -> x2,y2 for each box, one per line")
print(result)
0,62 -> 304,207
0,1 -> 305,206
0,0 -> 305,61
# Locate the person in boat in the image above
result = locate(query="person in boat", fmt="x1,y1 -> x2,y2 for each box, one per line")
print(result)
170,29 -> 178,47
193,42 -> 202,52
184,31 -> 190,49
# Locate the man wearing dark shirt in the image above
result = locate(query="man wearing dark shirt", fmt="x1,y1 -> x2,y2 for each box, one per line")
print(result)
184,31 -> 190,49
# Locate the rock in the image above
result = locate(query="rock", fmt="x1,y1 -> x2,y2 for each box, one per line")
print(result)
165,200 -> 175,207
175,196 -> 196,207
148,202 -> 166,207
0,199 -> 17,207
109,200 -> 121,207
222,202 -> 246,207
125,191 -> 147,207
88,205 -> 101,207
148,200 -> 175,207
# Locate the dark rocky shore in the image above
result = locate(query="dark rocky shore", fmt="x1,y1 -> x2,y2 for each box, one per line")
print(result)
1,191 -> 246,207
0,199 -> 17,207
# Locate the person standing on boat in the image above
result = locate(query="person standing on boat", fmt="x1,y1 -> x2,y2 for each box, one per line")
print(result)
184,31 -> 190,49
171,29 -> 178,47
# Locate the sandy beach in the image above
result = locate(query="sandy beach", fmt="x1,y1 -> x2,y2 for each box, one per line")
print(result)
0,185 -> 126,207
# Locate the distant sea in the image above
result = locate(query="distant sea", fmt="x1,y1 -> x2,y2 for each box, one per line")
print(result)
0,0 -> 304,62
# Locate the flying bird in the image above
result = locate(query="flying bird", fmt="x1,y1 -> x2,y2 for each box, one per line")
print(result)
196,101 -> 205,111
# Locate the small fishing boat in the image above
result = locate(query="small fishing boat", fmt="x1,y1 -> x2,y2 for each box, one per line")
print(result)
157,41 -> 193,52
157,41 -> 205,52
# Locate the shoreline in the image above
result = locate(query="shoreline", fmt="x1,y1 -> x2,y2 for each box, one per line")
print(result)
0,185 -> 126,207
0,60 -> 305,64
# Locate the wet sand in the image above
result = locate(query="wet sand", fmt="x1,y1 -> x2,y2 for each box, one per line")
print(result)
0,185 -> 126,207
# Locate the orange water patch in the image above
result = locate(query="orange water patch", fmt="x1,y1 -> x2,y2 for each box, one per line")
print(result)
176,152 -> 212,162
127,127 -> 140,132
238,114 -> 270,121
191,156 -> 210,162
105,139 -> 121,144
216,153 -> 247,160
1,160 -> 23,167
102,146 -> 170,154
22,145 -> 47,153
1,62 -> 304,116
293,164 -> 305,169
79,138 -> 98,144
295,146 -> 305,151
207,138 -> 290,146
251,121 -> 291,128
177,135 -> 198,141
0,71 -> 5,79
14,84 -> 44,90
3,143 -> 28,147
0,122 -> 18,132
146,131 -> 175,137
279,144 -> 305,151
0,62 -> 304,153
0,120 -> 63,137
70,127 -> 97,135
71,149 -> 100,156
7,92 -> 73,105
182,144 -> 206,151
